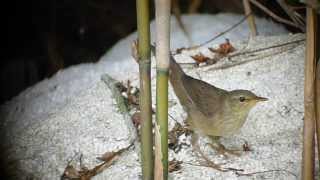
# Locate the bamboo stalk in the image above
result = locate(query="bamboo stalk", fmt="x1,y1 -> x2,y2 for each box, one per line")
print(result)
136,0 -> 154,179
316,59 -> 320,171
154,0 -> 171,179
302,5 -> 317,180
242,0 -> 257,37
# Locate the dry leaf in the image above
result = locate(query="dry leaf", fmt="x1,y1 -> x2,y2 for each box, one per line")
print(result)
168,123 -> 191,153
61,165 -> 80,179
191,53 -> 210,64
131,111 -> 141,128
131,40 -> 139,62
115,82 -> 127,93
169,159 -> 183,173
209,39 -> 235,55
97,151 -> 118,162
116,79 -> 140,109
242,141 -> 252,152
175,47 -> 187,54
61,142 -> 134,180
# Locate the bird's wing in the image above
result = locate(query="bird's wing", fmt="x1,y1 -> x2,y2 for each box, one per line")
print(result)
181,75 -> 226,117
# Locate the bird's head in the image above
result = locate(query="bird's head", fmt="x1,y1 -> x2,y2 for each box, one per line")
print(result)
227,89 -> 268,113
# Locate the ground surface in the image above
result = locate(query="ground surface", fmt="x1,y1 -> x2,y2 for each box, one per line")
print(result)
0,14 -> 307,179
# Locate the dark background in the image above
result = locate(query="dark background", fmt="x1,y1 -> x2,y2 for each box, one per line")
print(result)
0,0 -> 301,104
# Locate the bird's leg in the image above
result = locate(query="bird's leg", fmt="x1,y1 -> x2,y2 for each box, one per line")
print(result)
208,136 -> 241,158
191,133 -> 225,170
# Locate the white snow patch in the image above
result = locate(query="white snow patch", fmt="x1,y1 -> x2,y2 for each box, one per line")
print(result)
0,14 -> 307,180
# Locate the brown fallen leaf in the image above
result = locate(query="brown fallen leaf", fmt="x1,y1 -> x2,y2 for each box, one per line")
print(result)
131,40 -> 139,62
115,82 -> 127,93
168,122 -> 191,153
169,159 -> 183,173
61,142 -> 134,180
242,141 -> 252,152
126,80 -> 140,108
175,47 -> 187,54
191,53 -> 210,64
61,165 -> 80,179
131,111 -> 141,128
115,79 -> 140,110
209,39 -> 235,56
97,151 -> 119,162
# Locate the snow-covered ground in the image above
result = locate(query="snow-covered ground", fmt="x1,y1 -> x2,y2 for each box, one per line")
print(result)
0,14 -> 307,179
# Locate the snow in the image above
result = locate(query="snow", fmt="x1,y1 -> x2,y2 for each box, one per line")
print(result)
0,13 -> 308,179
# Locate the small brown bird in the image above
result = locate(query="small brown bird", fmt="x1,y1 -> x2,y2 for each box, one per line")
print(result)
168,51 -> 267,157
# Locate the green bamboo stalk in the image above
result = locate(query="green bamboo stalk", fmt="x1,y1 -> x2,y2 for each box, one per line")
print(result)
136,0 -> 154,179
154,0 -> 171,179
302,5 -> 317,180
155,71 -> 169,180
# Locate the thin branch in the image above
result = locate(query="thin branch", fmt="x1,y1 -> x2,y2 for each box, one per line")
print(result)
228,38 -> 305,59
243,0 -> 257,37
175,13 -> 252,53
177,38 -> 305,69
172,0 -> 192,45
235,169 -> 297,178
183,162 -> 297,178
249,0 -> 301,29
276,0 -> 305,31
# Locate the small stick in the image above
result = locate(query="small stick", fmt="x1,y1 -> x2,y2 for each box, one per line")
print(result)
175,13 -> 252,53
249,0 -> 301,29
243,0 -> 257,37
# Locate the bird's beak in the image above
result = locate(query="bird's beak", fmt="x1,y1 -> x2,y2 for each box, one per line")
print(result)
254,96 -> 268,101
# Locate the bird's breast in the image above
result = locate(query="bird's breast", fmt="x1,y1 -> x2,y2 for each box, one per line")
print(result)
189,109 -> 249,137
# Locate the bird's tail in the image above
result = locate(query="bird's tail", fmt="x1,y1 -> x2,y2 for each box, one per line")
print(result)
150,45 -> 190,107
169,53 -> 185,81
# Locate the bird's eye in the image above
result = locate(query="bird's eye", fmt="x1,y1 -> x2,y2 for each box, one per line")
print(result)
239,97 -> 246,102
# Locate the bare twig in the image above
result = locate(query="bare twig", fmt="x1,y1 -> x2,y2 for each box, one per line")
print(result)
206,39 -> 304,71
235,169 -> 297,178
188,0 -> 202,13
176,38 -> 304,69
175,13 -> 252,53
227,38 -> 305,59
243,0 -> 257,37
249,0 -> 301,29
276,0 -> 305,31
184,162 -> 296,178
172,0 -> 192,44
61,142 -> 135,180
183,161 -> 243,173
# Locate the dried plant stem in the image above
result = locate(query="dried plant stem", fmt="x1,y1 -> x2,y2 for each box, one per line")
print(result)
276,0 -> 305,31
249,0 -> 300,29
302,6 -> 317,180
136,0 -> 154,179
172,0 -> 192,44
189,13 -> 251,51
154,0 -> 171,179
316,59 -> 320,172
188,0 -> 202,13
243,0 -> 257,37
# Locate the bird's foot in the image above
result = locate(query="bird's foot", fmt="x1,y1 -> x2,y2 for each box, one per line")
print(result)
193,147 -> 226,171
207,143 -> 242,158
